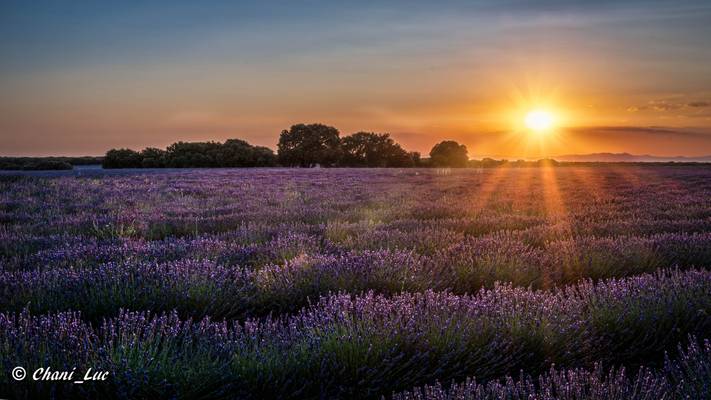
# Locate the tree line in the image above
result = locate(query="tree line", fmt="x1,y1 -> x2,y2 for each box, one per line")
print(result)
103,139 -> 277,169
103,123 -> 470,169
0,156 -> 103,171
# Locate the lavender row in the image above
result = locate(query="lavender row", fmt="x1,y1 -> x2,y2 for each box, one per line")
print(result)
0,252 -> 421,320
4,217 -> 711,262
391,338 -> 710,400
3,168 -> 711,243
2,269 -> 710,398
3,231 -> 711,321
6,222 -> 711,272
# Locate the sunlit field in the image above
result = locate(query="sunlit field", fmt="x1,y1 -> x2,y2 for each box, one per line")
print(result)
2,166 -> 711,399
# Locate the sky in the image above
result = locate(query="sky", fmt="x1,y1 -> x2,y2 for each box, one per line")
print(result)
2,0 -> 711,158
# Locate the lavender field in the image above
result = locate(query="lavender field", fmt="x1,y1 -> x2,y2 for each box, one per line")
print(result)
1,167 -> 711,399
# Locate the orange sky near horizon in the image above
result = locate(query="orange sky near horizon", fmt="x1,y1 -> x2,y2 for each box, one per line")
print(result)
2,2 -> 711,158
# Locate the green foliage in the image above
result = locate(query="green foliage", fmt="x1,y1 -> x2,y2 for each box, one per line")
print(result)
102,139 -> 277,169
164,141 -> 223,168
277,123 -> 342,167
0,156 -> 100,170
103,148 -> 143,168
20,160 -> 73,170
222,139 -> 277,167
340,132 -> 415,167
429,140 -> 468,167
140,147 -> 166,167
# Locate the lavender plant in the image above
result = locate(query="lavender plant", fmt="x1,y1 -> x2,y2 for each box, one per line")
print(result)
2,167 -> 711,398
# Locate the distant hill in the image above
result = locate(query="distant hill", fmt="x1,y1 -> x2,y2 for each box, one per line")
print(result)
554,153 -> 711,163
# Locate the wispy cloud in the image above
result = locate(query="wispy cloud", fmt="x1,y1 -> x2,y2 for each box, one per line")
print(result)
627,97 -> 711,114
565,125 -> 711,138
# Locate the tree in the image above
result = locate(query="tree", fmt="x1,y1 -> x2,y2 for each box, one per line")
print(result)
21,160 -> 73,170
277,123 -> 341,167
164,141 -> 223,167
409,152 -> 422,167
250,146 -> 278,167
221,139 -> 258,167
140,147 -> 166,168
340,132 -> 414,167
103,149 -> 143,168
429,141 -> 468,167
104,138 -> 276,169
222,139 -> 277,167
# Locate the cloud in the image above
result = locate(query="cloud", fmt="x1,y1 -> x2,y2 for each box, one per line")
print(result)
648,99 -> 684,111
566,125 -> 711,138
627,98 -> 711,113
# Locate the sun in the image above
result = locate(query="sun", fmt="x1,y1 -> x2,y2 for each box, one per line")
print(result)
524,110 -> 555,132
